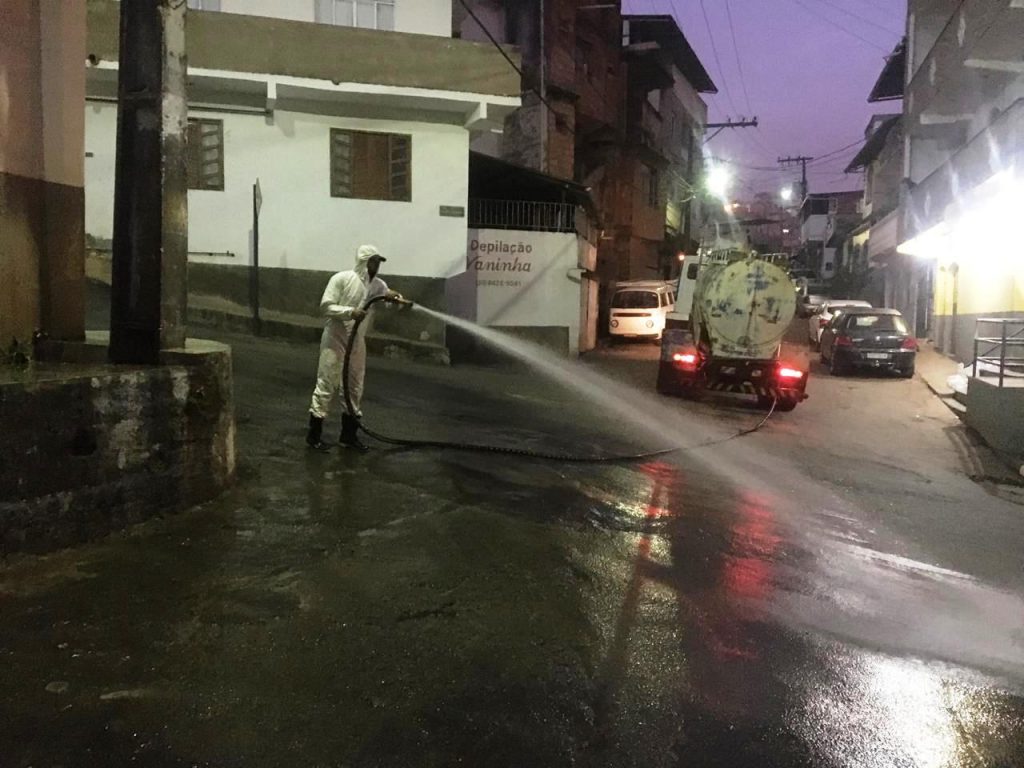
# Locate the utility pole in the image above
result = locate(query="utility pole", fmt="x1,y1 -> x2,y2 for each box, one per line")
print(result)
538,0 -> 546,174
778,155 -> 814,201
109,0 -> 188,364
703,117 -> 758,143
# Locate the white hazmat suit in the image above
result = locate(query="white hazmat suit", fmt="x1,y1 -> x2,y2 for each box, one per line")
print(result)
308,245 -> 390,420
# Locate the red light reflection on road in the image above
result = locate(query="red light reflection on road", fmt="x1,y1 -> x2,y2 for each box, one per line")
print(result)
722,492 -> 780,602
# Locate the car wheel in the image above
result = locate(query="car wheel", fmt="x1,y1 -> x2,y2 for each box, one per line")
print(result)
899,362 -> 915,379
829,354 -> 846,376
775,397 -> 798,412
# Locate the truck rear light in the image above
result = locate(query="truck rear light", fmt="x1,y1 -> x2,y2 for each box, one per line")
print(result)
835,336 -> 853,347
673,353 -> 697,365
901,337 -> 918,351
778,367 -> 804,380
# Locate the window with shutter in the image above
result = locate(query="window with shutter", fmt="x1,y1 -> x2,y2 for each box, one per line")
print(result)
330,128 -> 411,202
186,119 -> 224,191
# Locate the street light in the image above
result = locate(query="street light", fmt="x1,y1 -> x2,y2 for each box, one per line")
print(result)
780,186 -> 794,203
707,165 -> 730,200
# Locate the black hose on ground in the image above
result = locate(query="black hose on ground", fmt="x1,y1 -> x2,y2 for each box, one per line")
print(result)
339,295 -> 774,463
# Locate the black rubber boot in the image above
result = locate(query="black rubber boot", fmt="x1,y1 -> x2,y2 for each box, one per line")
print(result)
306,414 -> 331,451
340,413 -> 369,452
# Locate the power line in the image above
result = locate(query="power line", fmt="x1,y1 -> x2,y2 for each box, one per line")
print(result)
723,0 -> 753,114
457,0 -> 526,82
687,0 -> 742,116
806,137 -> 867,165
810,0 -> 904,36
859,0 -> 908,21
786,0 -> 892,53
720,0 -> 781,159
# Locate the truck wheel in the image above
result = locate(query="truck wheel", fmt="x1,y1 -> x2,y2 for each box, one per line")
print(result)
775,398 -> 798,412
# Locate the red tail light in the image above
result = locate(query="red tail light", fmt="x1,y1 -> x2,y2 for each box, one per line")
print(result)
835,336 -> 853,347
901,337 -> 918,351
778,366 -> 804,380
673,352 -> 697,365
818,318 -> 829,328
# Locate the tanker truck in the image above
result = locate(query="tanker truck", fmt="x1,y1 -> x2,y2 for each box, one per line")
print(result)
656,249 -> 808,411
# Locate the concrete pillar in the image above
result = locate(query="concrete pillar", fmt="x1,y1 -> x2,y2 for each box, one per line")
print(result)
109,0 -> 188,364
0,0 -> 86,346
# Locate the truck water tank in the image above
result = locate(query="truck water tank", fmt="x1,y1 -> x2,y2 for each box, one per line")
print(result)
693,258 -> 796,360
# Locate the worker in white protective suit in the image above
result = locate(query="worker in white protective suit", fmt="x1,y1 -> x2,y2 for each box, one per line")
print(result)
306,244 -> 405,451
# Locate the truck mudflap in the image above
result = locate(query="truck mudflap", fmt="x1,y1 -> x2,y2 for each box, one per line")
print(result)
657,329 -> 809,409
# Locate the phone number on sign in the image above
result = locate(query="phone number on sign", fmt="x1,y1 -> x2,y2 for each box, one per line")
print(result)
478,279 -> 524,288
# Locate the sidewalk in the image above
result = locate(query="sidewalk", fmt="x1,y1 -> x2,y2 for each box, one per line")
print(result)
915,341 -> 965,414
916,341 -> 1024,493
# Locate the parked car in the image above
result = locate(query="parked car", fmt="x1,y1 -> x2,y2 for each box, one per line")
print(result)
797,293 -> 828,319
609,281 -> 675,341
819,307 -> 917,377
807,299 -> 873,347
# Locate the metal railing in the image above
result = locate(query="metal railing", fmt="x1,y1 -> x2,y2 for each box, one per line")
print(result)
468,199 -> 579,233
973,317 -> 1024,387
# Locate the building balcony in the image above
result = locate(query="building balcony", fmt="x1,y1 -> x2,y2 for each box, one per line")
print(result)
85,0 -> 519,127
905,96 -> 1024,237
906,0 -> 1024,180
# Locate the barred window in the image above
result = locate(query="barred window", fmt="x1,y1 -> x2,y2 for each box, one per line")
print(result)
186,118 -> 224,191
330,128 -> 411,202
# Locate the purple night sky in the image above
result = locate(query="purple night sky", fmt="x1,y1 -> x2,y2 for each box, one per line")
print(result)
622,0 -> 906,200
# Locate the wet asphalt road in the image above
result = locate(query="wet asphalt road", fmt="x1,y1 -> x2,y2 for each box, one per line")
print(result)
2,325 -> 1024,767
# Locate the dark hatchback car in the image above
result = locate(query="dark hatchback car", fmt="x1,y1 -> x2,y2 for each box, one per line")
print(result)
819,307 -> 917,377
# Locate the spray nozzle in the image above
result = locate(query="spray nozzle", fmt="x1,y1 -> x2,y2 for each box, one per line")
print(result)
392,296 -> 414,309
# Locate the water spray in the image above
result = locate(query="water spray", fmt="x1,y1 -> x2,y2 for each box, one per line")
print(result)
338,296 -> 776,462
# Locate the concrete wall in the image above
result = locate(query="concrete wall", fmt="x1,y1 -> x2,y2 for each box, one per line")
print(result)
0,337 -> 235,554
86,102 -> 470,281
965,377 -> 1024,460
0,0 -> 86,346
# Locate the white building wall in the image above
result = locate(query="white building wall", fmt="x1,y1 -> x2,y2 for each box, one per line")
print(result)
85,102 -> 470,279
396,0 -> 451,37
801,214 -> 828,242
469,229 -> 584,354
210,0 -> 452,36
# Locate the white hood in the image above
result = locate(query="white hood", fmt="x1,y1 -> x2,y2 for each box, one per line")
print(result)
354,244 -> 383,280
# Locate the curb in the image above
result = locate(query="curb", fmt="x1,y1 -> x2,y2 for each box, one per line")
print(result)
918,373 -> 966,416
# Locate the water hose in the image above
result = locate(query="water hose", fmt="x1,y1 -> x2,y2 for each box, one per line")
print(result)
340,295 -> 775,462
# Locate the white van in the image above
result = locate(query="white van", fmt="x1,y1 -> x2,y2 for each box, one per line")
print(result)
608,281 -> 675,340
